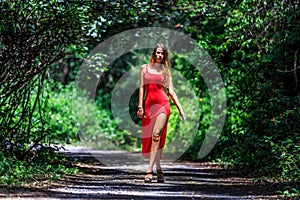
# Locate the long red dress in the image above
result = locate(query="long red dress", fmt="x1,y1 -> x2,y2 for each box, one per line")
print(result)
142,64 -> 170,158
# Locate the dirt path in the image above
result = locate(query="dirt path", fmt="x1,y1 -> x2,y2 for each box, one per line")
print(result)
0,146 -> 288,199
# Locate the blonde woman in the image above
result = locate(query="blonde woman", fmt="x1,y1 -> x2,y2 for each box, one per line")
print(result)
137,43 -> 186,183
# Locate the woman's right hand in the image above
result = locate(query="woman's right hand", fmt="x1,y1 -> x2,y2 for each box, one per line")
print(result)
137,107 -> 144,118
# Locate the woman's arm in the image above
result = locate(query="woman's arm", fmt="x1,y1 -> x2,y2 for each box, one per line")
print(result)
167,73 -> 186,120
137,65 -> 146,118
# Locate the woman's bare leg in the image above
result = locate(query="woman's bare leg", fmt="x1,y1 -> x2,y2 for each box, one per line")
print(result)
145,113 -> 168,179
155,156 -> 161,170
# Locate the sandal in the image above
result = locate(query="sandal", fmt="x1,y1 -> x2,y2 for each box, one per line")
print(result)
144,171 -> 153,183
157,169 -> 164,183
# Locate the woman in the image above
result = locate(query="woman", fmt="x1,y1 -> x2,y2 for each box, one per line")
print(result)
137,43 -> 186,183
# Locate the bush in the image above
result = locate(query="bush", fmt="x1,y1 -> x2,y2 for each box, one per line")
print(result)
0,146 -> 78,186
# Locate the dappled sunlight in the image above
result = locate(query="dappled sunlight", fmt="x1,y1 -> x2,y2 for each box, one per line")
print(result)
0,147 -> 285,200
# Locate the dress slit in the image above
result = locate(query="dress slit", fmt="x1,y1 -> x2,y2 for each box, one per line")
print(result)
142,113 -> 169,158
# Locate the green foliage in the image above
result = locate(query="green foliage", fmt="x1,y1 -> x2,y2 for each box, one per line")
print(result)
48,82 -> 78,144
47,80 -> 137,150
0,147 -> 78,186
185,1 -> 300,194
1,0 -> 299,195
168,0 -> 300,194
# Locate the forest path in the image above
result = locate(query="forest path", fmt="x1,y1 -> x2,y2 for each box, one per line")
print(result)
1,146 -> 286,200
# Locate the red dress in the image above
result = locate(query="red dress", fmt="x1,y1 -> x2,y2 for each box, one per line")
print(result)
142,64 -> 170,158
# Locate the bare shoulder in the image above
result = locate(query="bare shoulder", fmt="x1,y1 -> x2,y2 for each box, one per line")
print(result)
140,64 -> 147,73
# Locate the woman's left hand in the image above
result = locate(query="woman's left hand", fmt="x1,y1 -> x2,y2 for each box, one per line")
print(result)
180,111 -> 186,121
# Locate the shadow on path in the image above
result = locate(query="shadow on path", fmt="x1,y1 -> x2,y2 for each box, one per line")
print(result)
0,146 -> 289,200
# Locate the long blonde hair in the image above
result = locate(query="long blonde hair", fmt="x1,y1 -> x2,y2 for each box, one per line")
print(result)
149,43 -> 170,87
